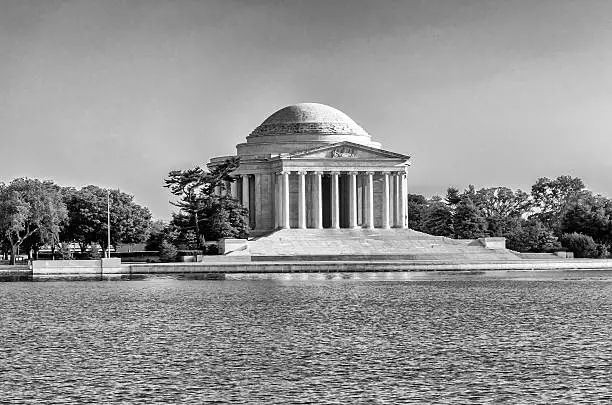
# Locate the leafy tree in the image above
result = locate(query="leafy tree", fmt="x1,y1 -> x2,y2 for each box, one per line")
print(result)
0,178 -> 68,264
453,197 -> 488,239
422,202 -> 454,237
560,232 -> 608,258
505,218 -> 561,253
473,187 -> 532,218
165,157 -> 249,244
531,176 -> 586,232
145,220 -> 171,251
58,242 -> 73,260
62,185 -> 152,256
466,187 -> 532,237
1,239 -> 10,261
561,194 -> 612,246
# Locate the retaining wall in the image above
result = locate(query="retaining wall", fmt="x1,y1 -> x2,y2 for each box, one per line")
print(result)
19,257 -> 612,280
32,258 -> 122,279
124,259 -> 612,274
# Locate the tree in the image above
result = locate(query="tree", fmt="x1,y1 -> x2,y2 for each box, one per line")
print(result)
445,187 -> 462,208
407,194 -> 428,231
561,194 -> 612,246
62,185 -> 152,256
453,197 -> 488,239
0,179 -> 68,264
202,196 -> 249,241
505,218 -> 561,253
145,220 -> 170,251
473,187 -> 532,218
531,176 -> 586,232
422,202 -> 454,237
159,239 -> 178,262
165,157 -> 249,244
560,232 -> 608,258
467,187 -> 532,237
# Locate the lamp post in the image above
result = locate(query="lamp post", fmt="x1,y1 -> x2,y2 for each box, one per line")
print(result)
107,189 -> 111,258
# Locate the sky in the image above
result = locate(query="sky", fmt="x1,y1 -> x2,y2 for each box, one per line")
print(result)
1,0 -> 611,219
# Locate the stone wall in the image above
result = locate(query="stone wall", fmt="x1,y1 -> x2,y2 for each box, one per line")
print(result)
32,258 -> 122,277
255,174 -> 275,230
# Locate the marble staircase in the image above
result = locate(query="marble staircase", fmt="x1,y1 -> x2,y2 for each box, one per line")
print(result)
245,229 -> 521,261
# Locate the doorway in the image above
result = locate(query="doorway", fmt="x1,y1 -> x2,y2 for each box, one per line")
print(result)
338,174 -> 350,228
322,175 -> 331,228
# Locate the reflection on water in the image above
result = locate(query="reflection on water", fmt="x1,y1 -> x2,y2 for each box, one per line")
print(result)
1,271 -> 611,403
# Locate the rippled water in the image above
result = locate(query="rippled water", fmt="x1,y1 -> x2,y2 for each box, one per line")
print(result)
1,271 -> 611,403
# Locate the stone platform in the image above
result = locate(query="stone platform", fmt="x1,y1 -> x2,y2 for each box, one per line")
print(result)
238,229 -> 521,261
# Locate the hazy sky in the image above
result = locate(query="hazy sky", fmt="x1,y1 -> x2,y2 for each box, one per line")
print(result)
1,0 -> 611,219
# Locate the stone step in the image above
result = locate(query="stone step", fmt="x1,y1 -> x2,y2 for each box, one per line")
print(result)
246,229 -> 520,260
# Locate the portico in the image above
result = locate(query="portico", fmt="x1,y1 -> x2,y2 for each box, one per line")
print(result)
267,168 -> 407,229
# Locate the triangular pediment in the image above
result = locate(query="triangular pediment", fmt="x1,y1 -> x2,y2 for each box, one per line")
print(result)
282,142 -> 410,161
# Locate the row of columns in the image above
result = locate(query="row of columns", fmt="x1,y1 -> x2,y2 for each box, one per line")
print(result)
215,171 -> 407,230
273,170 -> 407,230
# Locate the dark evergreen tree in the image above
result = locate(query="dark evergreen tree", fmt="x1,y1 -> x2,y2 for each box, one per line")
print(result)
407,194 -> 428,231
165,157 -> 249,244
445,187 -> 462,207
453,197 -> 488,239
422,202 -> 454,238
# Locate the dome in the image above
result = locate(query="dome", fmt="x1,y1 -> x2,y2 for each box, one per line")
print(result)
249,103 -> 369,138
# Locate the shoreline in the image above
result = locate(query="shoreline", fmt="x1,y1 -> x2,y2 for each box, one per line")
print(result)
3,259 -> 612,281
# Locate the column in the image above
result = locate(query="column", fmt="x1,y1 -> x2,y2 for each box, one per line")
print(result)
274,174 -> 280,229
331,171 -> 340,229
241,175 -> 250,228
382,172 -> 390,229
254,174 -> 261,230
392,173 -> 400,227
298,171 -> 306,229
366,172 -> 374,229
230,178 -> 238,198
397,172 -> 406,229
402,170 -> 408,228
349,171 -> 358,228
389,172 -> 395,227
241,175 -> 250,207
282,171 -> 290,229
313,171 -> 323,229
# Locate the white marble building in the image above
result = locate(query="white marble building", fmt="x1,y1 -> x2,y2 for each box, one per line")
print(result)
208,103 -> 411,232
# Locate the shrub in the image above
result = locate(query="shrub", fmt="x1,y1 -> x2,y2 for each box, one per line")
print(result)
204,244 -> 219,255
58,242 -> 73,260
159,240 -> 178,262
89,248 -> 101,260
177,250 -> 204,257
560,232 -> 608,258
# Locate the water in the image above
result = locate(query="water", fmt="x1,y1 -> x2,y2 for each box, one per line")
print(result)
1,271 -> 611,403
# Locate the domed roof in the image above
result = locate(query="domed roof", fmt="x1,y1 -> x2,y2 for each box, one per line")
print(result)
249,103 -> 369,137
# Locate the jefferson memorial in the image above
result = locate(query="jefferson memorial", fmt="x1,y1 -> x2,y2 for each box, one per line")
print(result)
209,103 -> 411,232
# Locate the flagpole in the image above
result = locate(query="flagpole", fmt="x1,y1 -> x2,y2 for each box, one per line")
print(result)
107,189 -> 111,258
